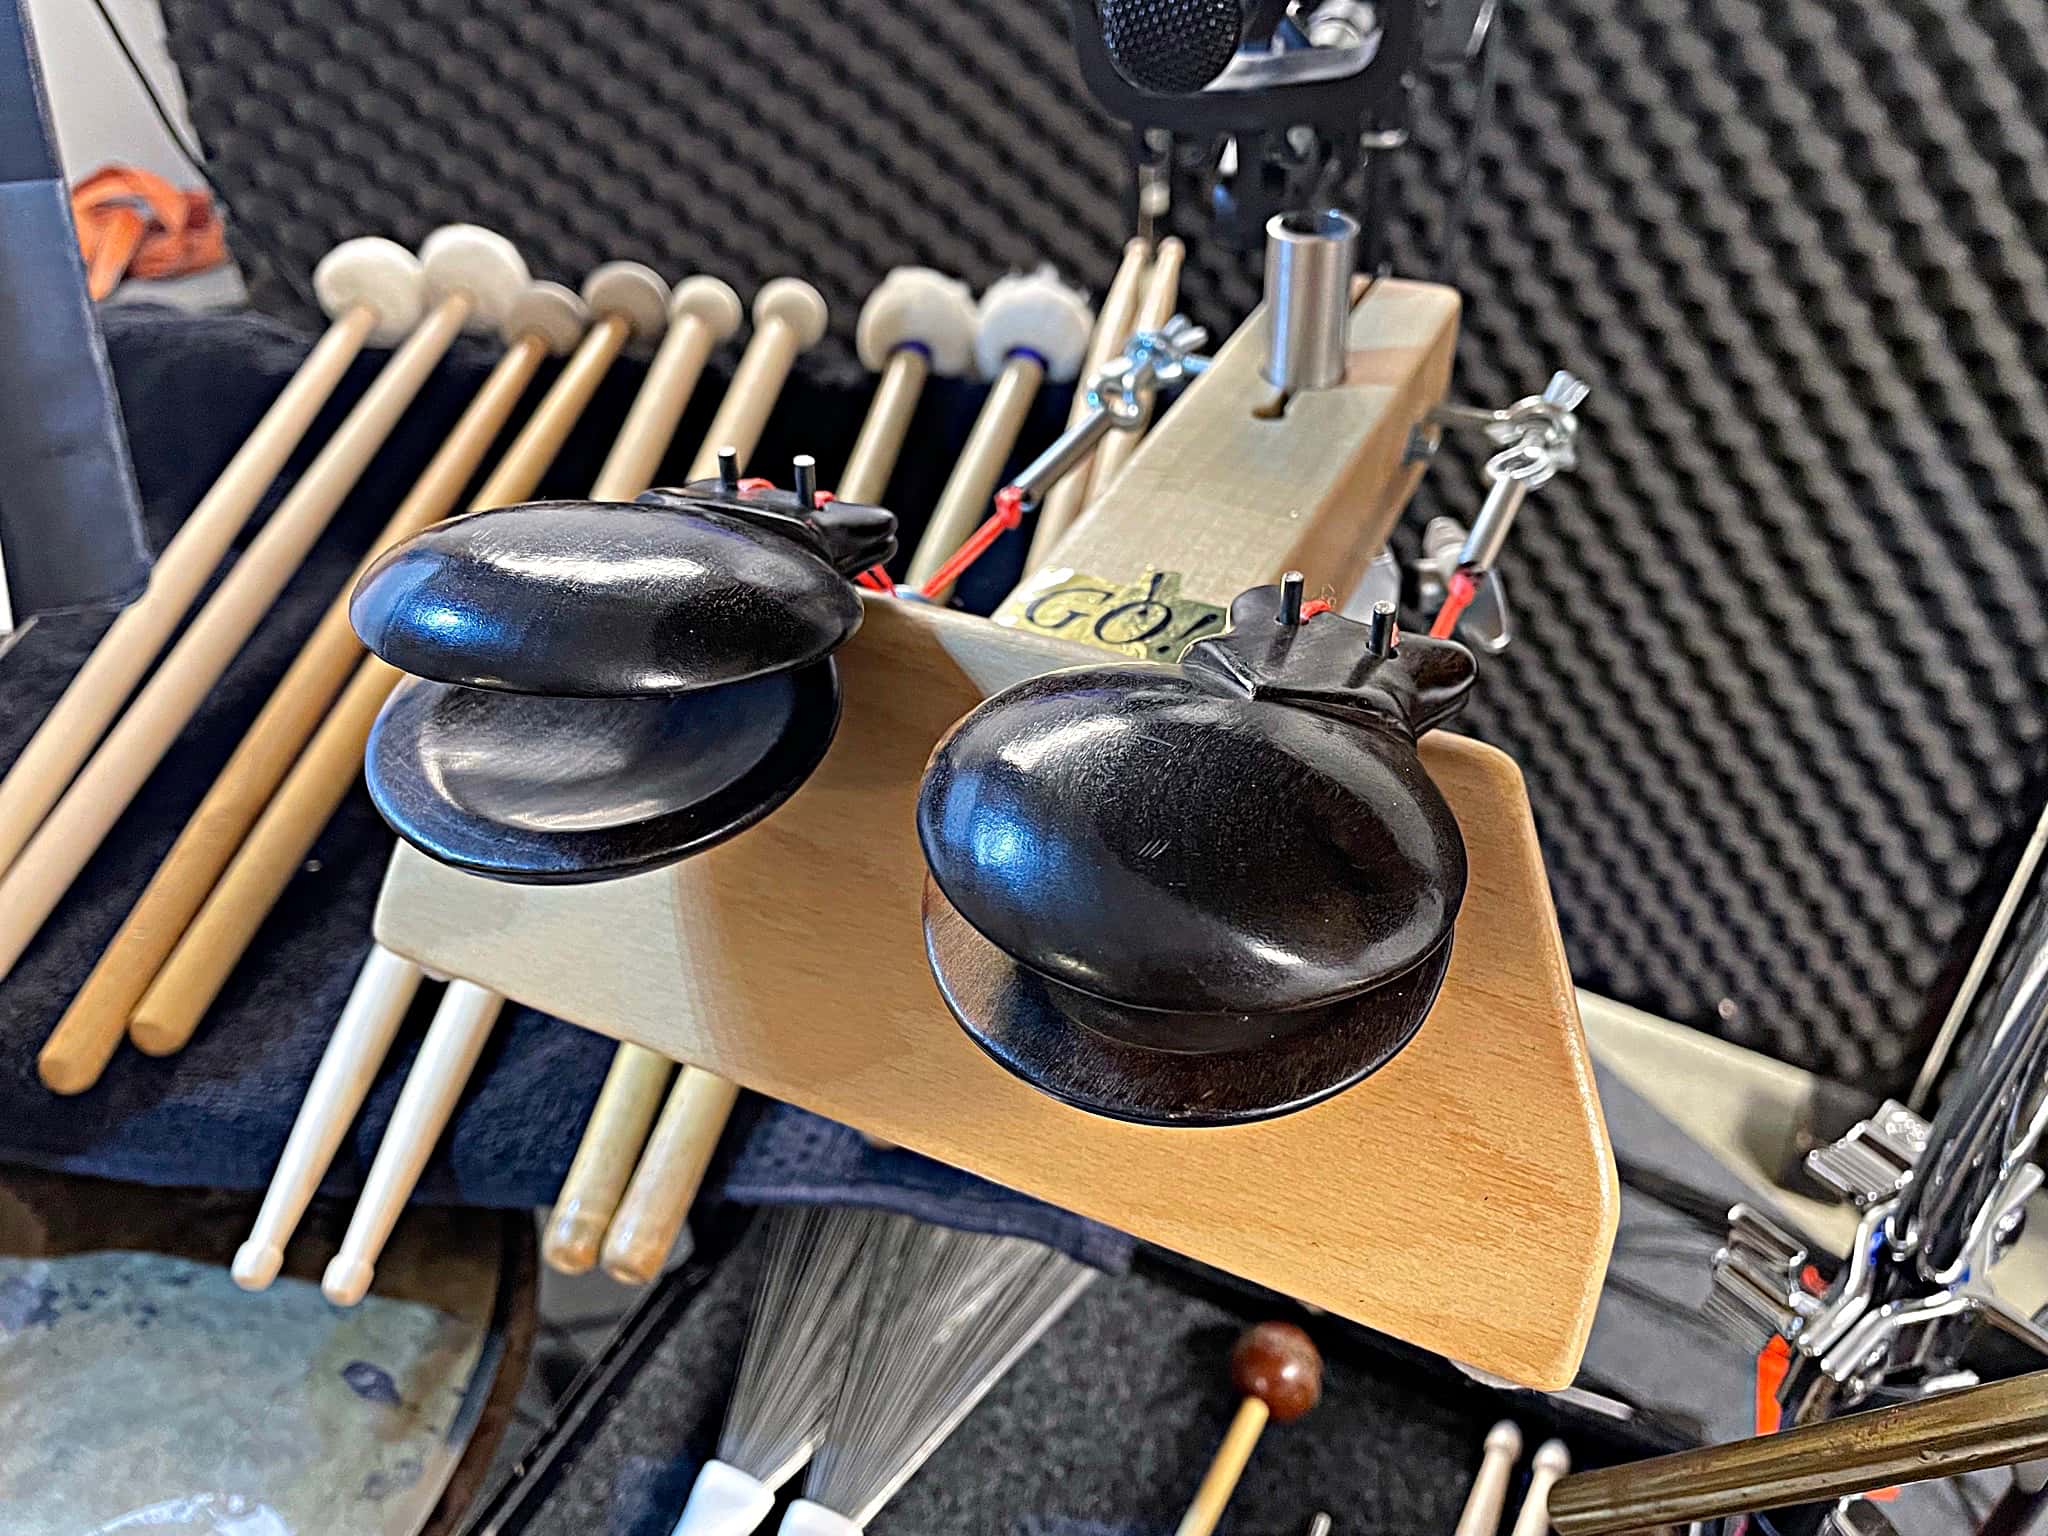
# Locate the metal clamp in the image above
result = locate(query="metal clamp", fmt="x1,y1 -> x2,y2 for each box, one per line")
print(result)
1008,315 -> 1211,507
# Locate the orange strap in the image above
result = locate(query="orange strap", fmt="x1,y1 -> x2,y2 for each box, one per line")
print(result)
71,165 -> 227,300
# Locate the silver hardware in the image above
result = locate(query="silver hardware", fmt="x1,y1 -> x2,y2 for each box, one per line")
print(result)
1415,516 -> 1512,652
1008,317 -> 1211,508
1303,0 -> 1381,52
1263,209 -> 1359,395
1806,1100 -> 1929,1208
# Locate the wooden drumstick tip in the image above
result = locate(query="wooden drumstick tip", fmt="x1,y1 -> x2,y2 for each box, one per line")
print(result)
322,1254 -> 376,1307
541,1204 -> 607,1275
231,1238 -> 285,1292
1229,1320 -> 1323,1423
1484,1420 -> 1523,1458
1530,1438 -> 1567,1474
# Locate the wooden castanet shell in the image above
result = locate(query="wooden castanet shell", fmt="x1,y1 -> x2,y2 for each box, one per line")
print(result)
916,584 -> 1477,1125
349,498 -> 863,697
363,663 -> 840,884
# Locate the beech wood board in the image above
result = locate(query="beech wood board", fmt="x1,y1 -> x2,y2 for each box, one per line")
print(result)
376,608 -> 1616,1387
372,276 -> 1617,1386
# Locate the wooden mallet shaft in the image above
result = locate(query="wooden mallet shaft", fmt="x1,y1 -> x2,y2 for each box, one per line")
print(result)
0,290 -> 472,983
125,309 -> 632,1056
904,355 -> 1044,596
837,348 -> 929,507
1175,1322 -> 1323,1536
36,324 -> 556,1093
542,287 -> 826,1275
1080,237 -> 1185,505
1025,237 -> 1152,566
0,302 -> 378,881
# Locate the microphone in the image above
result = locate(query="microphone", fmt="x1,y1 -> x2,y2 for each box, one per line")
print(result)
1095,0 -> 1245,95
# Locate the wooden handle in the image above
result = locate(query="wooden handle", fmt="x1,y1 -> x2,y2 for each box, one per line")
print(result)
0,303 -> 377,880
122,315 -> 630,1058
837,348 -> 931,506
1025,238 -> 1153,566
1511,1444 -> 1570,1536
590,311 -> 721,500
599,1068 -> 742,1285
127,659 -> 402,1051
38,335 -> 548,1092
230,943 -> 423,1290
1174,1397 -> 1270,1536
905,355 -> 1045,594
0,292 -> 472,984
541,1043 -> 673,1273
1080,237 -> 1184,506
321,978 -> 503,1305
685,316 -> 802,481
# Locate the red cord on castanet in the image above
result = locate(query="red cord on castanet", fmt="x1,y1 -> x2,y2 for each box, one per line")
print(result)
1430,569 -> 1478,639
918,485 -> 1025,599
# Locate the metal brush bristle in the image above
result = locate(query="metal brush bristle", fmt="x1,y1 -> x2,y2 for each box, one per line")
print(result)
720,1205 -> 888,1489
801,1219 -> 1095,1527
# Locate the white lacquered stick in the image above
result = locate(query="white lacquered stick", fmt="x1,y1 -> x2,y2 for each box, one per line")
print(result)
1455,1422 -> 1525,1536
321,979 -> 504,1305
230,944 -> 424,1290
1509,1440 -> 1569,1536
0,291 -> 473,982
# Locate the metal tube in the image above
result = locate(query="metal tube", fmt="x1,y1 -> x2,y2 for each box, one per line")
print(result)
1549,1369 -> 2048,1535
1262,210 -> 1358,394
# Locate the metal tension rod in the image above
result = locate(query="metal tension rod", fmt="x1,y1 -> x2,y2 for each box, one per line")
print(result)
1549,1369 -> 2048,1534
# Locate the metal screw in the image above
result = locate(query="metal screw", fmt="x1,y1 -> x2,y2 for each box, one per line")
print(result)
1278,570 -> 1306,626
716,446 -> 740,490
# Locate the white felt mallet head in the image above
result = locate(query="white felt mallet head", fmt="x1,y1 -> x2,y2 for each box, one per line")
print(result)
973,266 -> 1094,383
754,277 -> 830,349
419,223 -> 530,332
856,266 -> 979,376
503,281 -> 590,354
670,275 -> 744,340
313,236 -> 426,345
581,261 -> 673,350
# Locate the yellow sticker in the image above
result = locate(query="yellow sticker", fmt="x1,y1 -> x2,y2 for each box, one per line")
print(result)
993,567 -> 1229,662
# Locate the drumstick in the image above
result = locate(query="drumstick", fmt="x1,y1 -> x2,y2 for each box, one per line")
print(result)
37,281 -> 588,1094
1509,1440 -> 1569,1536
1079,236 -> 1184,505
124,266 -> 676,1057
837,267 -> 978,505
591,276 -> 746,499
1454,1423 -> 1525,1536
905,268 -> 1094,597
230,943 -> 423,1289
1174,1322 -> 1323,1536
596,1069 -> 740,1284
322,979 -> 501,1305
542,282 -> 830,1277
294,271 -> 745,1303
1024,237 -> 1152,565
0,224 -> 528,983
685,279 -> 830,479
0,236 -> 420,880
210,266 -> 710,1296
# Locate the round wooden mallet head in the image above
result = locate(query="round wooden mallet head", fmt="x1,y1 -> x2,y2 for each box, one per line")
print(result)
1229,1321 -> 1323,1424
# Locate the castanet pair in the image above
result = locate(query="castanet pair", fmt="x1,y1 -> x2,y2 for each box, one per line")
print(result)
349,480 -> 1480,1126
